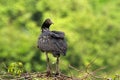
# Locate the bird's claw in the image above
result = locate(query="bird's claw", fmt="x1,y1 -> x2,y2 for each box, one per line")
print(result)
55,72 -> 60,77
46,70 -> 51,76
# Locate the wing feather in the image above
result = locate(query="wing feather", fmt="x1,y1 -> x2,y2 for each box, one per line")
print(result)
50,31 -> 65,39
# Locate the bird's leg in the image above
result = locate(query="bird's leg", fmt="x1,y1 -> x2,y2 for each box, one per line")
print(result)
56,56 -> 60,75
46,52 -> 51,75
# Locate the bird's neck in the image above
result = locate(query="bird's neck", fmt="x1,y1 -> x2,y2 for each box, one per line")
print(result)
41,23 -> 50,32
42,28 -> 49,32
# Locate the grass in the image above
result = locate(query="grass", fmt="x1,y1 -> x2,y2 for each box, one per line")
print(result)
0,64 -> 120,80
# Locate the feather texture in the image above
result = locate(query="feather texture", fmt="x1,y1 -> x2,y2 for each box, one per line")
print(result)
38,30 -> 67,57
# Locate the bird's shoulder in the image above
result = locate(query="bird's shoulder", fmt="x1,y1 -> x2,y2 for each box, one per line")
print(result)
51,30 -> 65,39
40,30 -> 65,39
51,31 -> 65,35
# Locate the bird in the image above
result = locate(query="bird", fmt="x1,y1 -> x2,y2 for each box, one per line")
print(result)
37,18 -> 67,75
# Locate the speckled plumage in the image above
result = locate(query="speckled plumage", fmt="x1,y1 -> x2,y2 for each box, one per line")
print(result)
37,20 -> 67,57
37,18 -> 67,75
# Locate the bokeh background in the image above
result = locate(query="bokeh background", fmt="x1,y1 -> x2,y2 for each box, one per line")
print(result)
0,0 -> 120,76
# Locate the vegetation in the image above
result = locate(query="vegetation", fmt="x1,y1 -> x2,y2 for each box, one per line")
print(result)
0,0 -> 120,79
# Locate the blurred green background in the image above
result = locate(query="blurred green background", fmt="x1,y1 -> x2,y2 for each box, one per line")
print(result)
0,0 -> 120,76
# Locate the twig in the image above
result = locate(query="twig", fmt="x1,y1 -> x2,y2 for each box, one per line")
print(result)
69,64 -> 82,73
85,56 -> 97,73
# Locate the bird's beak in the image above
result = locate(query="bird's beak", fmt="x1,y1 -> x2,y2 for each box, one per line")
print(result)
49,20 -> 54,25
50,20 -> 54,24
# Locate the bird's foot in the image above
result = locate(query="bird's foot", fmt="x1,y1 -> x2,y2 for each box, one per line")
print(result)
55,72 -> 60,77
46,70 -> 51,77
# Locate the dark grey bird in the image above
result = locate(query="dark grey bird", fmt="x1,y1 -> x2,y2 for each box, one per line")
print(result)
37,18 -> 67,75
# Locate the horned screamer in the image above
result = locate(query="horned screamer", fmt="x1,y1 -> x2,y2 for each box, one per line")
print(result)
37,18 -> 67,75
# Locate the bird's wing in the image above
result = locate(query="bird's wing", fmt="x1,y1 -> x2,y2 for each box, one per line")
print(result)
52,39 -> 67,56
50,31 -> 65,39
50,31 -> 67,55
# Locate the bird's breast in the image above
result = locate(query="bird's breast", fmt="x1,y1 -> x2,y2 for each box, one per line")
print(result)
38,35 -> 52,52
40,35 -> 50,42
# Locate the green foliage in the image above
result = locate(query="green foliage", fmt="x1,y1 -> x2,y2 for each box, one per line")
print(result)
8,62 -> 24,76
0,0 -> 120,76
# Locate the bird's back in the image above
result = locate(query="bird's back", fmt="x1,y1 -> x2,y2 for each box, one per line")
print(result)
37,30 -> 67,57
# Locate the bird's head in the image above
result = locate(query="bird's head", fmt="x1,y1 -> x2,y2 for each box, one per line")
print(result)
41,18 -> 53,29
